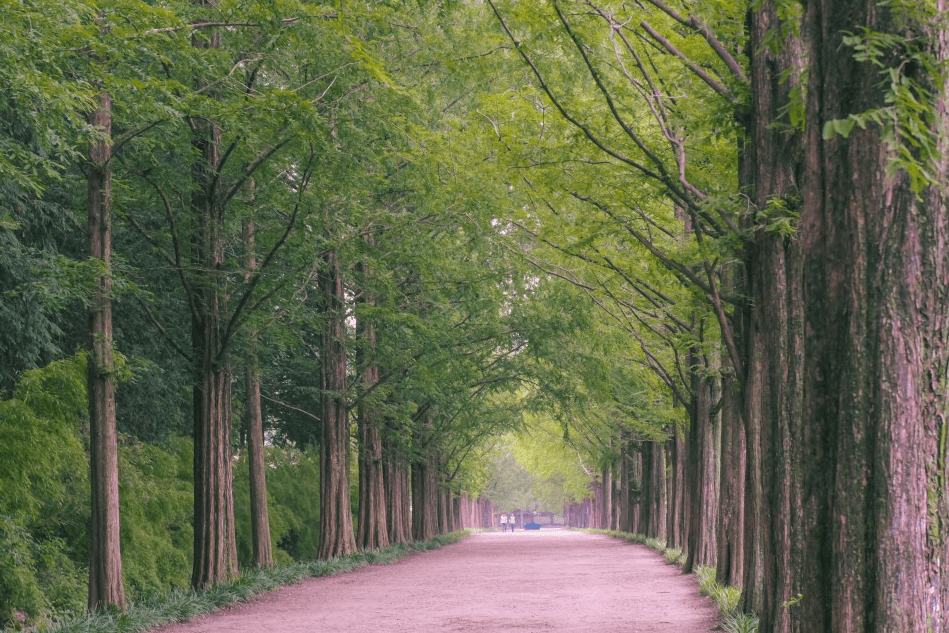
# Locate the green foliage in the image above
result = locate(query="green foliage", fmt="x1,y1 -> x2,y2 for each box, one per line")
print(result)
481,448 -> 536,511
695,565 -> 742,616
118,438 -> 194,600
0,356 -> 89,626
233,446 -> 321,564
722,613 -> 760,633
822,23 -> 945,193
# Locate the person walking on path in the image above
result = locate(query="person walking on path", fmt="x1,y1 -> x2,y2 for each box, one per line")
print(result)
509,512 -> 515,531
500,513 -> 508,532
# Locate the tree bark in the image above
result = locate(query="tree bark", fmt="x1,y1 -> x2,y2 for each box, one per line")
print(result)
384,448 -> 411,545
683,347 -> 719,573
87,88 -> 126,611
318,249 -> 357,559
737,2 -> 806,627
665,430 -> 686,549
243,219 -> 273,569
189,100 -> 238,589
640,441 -> 666,539
797,0 -> 949,629
411,448 -> 439,541
617,443 -> 632,532
600,464 -> 613,530
356,255 -> 388,551
715,379 -> 744,587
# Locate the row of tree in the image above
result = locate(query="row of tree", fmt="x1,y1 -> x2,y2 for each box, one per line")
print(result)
478,1 -> 949,632
1,0 -> 573,623
4,0 -> 949,631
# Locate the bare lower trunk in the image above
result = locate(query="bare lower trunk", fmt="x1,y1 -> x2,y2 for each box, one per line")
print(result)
411,450 -> 439,541
243,221 -> 272,569
191,357 -> 237,587
190,100 -> 237,589
715,380 -> 744,587
87,88 -> 125,611
318,250 -> 356,559
664,432 -> 685,549
600,465 -> 613,530
245,353 -> 272,568
684,349 -> 719,573
797,0 -> 949,628
640,441 -> 666,539
384,452 -> 411,545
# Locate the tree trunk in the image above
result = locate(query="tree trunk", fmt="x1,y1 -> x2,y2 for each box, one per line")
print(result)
640,441 -> 666,539
356,255 -> 388,551
796,0 -> 949,629
683,348 -> 720,573
244,355 -> 272,567
384,449 -> 411,545
87,88 -> 126,611
737,1 -> 807,626
191,344 -> 237,587
617,445 -> 632,532
411,449 -> 439,541
243,220 -> 273,569
318,249 -> 356,559
664,432 -> 685,549
189,101 -> 238,590
715,379 -> 744,587
600,465 -> 612,530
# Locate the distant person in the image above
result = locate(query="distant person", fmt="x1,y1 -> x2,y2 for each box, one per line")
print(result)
509,512 -> 515,531
500,513 -> 508,532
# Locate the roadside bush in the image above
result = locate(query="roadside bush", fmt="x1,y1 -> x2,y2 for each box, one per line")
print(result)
0,356 -> 89,624
233,445 -> 321,565
118,437 -> 193,599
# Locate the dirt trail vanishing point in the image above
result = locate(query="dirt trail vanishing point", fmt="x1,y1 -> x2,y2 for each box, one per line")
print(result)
152,529 -> 719,633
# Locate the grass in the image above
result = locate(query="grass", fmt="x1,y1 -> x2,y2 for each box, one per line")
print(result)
18,531 -> 467,633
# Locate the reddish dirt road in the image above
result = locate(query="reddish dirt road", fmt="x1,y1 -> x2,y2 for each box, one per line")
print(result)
153,530 -> 719,632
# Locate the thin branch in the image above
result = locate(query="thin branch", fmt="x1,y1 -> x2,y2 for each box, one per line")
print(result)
640,21 -> 733,100
134,295 -> 192,363
640,0 -> 747,83
261,393 -> 320,422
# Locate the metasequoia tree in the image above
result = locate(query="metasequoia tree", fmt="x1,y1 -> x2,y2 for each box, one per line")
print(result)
85,84 -> 126,611
122,6 -> 322,585
317,248 -> 357,558
796,0 -> 949,629
243,217 -> 273,569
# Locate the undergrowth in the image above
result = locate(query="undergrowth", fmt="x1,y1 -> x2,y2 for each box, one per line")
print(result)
18,531 -> 467,633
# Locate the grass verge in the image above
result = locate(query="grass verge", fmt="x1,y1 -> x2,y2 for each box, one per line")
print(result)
23,531 -> 468,633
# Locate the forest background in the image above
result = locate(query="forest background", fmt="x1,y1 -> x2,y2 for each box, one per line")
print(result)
2,0 -> 948,632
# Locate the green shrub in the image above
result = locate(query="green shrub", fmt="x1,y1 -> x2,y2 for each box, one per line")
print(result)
118,437 -> 194,599
233,445 -> 321,565
0,357 -> 89,624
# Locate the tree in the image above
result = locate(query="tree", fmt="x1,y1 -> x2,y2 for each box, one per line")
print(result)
85,82 -> 126,610
796,0 -> 949,629
317,248 -> 357,558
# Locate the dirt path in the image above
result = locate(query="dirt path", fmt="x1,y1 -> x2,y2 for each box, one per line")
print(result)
153,530 -> 719,633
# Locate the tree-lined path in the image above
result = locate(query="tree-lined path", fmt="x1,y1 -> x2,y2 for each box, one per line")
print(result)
152,531 -> 718,633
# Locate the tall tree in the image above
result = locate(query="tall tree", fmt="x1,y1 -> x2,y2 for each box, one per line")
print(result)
355,248 -> 389,551
317,248 -> 357,558
85,83 -> 125,610
798,0 -> 949,629
243,217 -> 273,569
